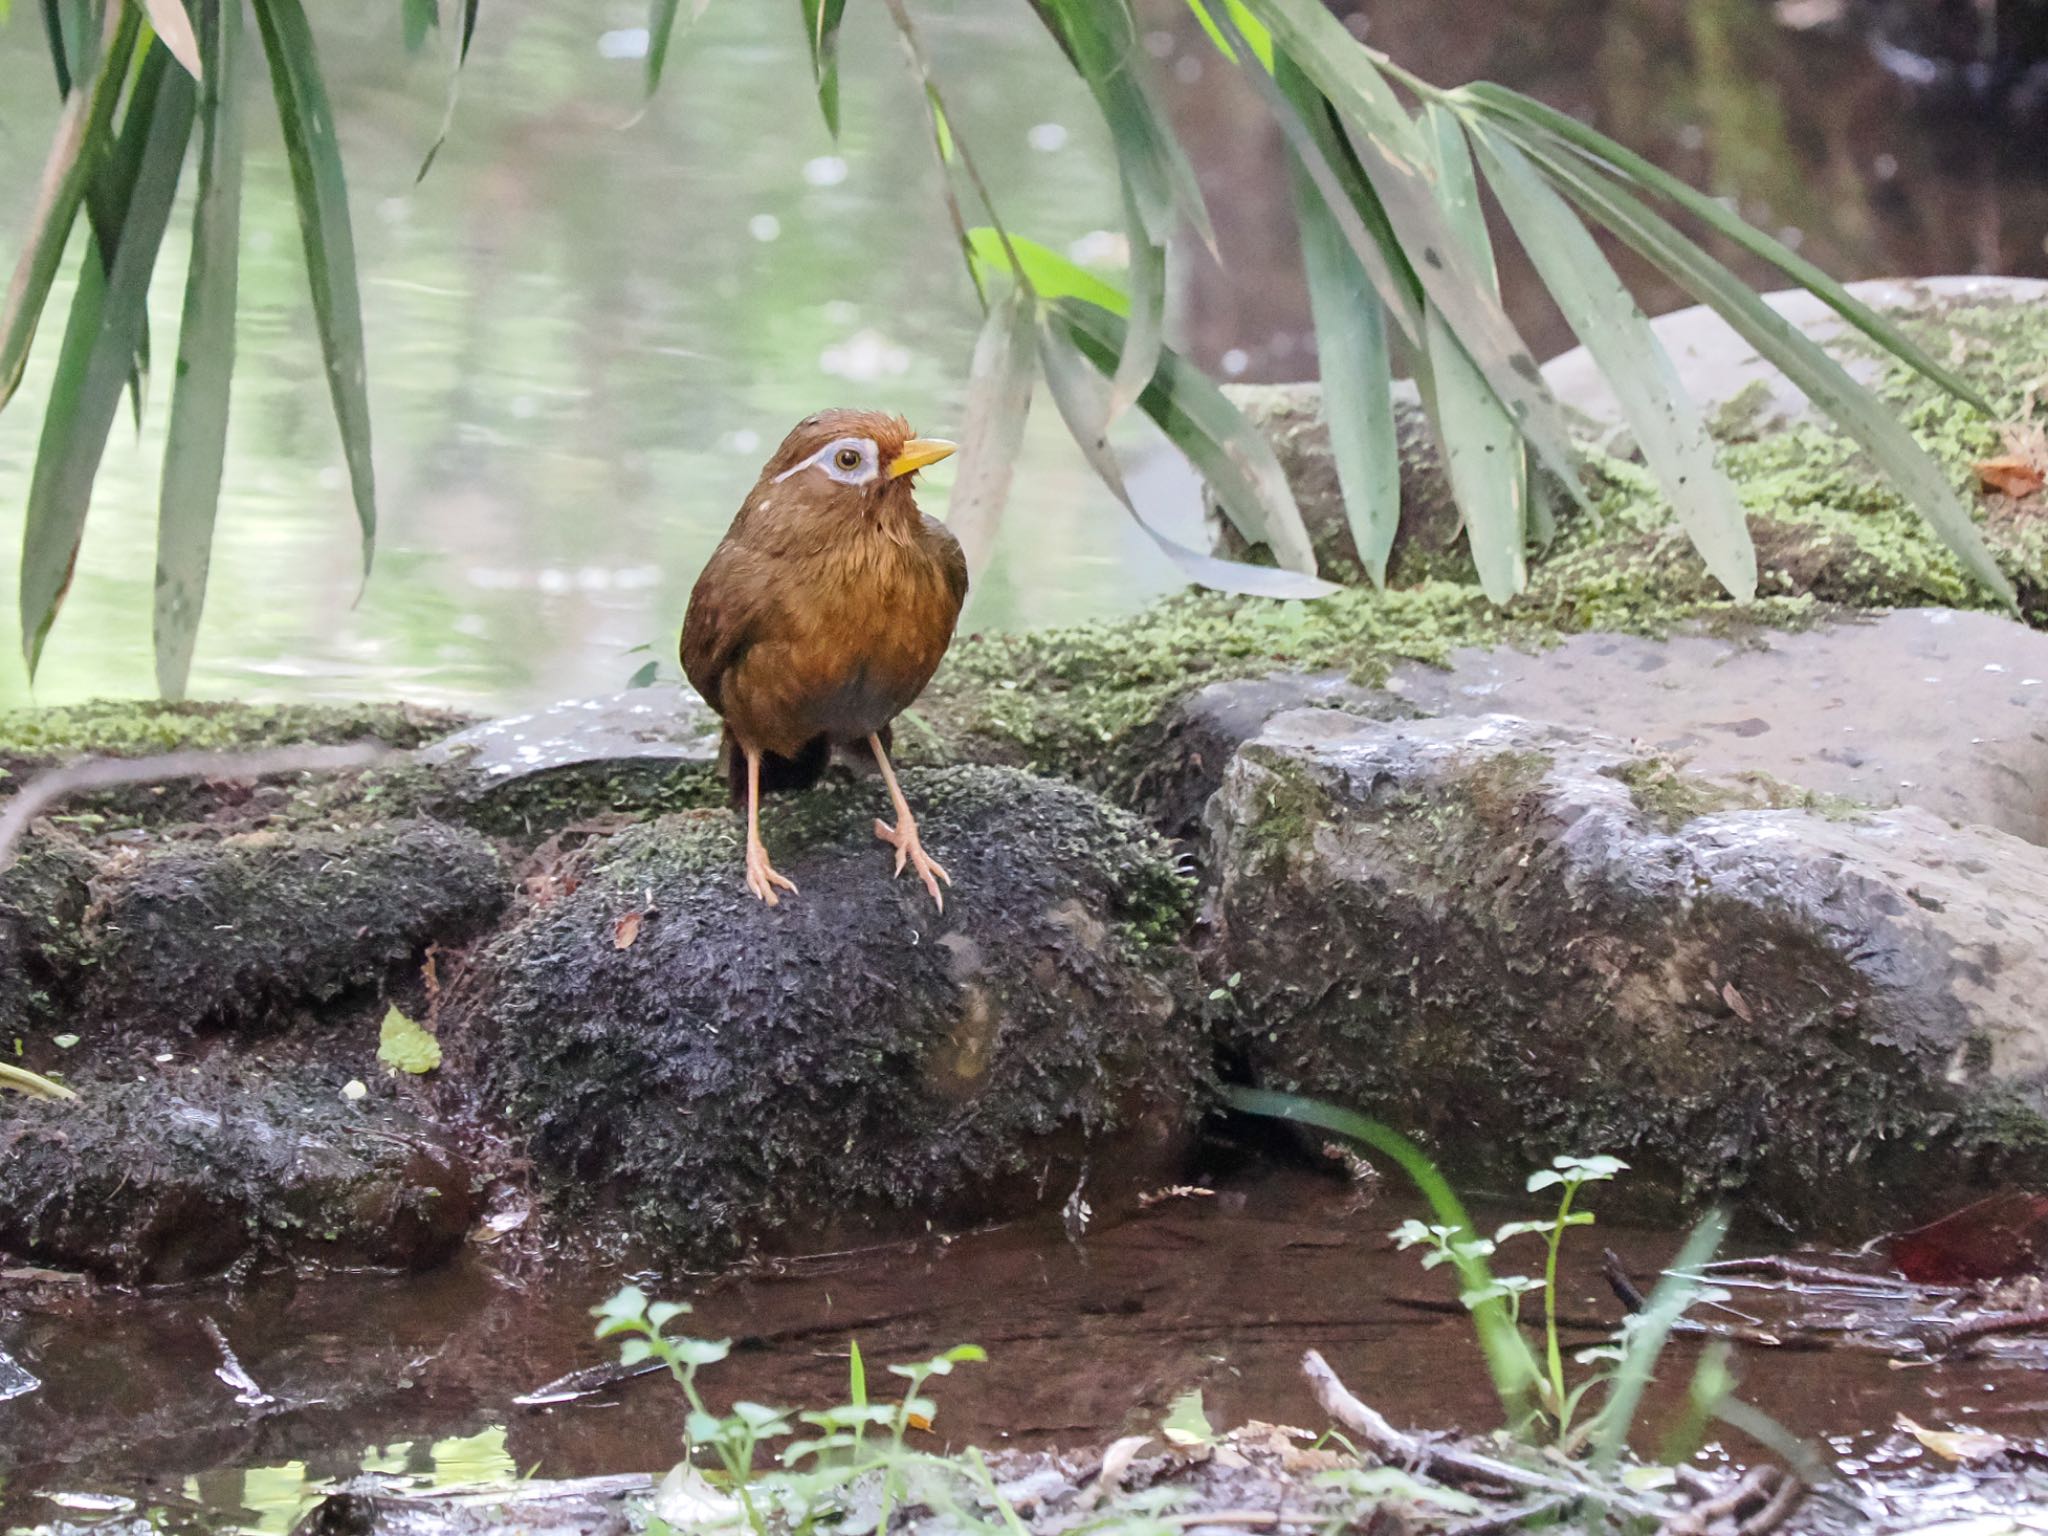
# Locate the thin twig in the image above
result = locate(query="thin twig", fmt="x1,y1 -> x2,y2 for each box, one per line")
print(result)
1299,1351 -> 1660,1518
1916,1306 -> 2048,1354
1657,1466 -> 1777,1536
1736,1473 -> 1805,1536
0,743 -> 391,872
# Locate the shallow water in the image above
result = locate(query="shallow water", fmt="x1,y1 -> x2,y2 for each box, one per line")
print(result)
6,1169 -> 2048,1532
1,1 -> 2044,711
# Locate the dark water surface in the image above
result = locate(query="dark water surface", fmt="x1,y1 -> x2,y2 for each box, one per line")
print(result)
6,1171 -> 2048,1531
1,1 -> 2044,710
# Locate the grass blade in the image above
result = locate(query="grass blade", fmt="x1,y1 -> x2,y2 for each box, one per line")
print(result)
1284,57 -> 1398,582
0,1 -> 141,413
1523,134 -> 2015,608
142,0 -> 202,79
1417,104 -> 1525,602
0,1062 -> 79,1101
800,0 -> 847,136
1040,0 -> 1213,250
156,0 -> 245,700
944,283 -> 1036,580
1053,296 -> 1326,582
252,0 -> 378,579
1238,0 -> 1584,505
1457,81 -> 1992,415
1104,179 -> 1164,431
20,66 -> 196,673
1469,121 -> 1756,600
1039,308 -> 1333,599
1587,1209 -> 1728,1472
1223,1087 -> 1542,1422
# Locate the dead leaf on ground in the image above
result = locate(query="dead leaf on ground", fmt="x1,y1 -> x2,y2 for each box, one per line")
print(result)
1889,1191 -> 2048,1284
1975,455 -> 2045,500
1897,1414 -> 2009,1464
613,911 -> 644,949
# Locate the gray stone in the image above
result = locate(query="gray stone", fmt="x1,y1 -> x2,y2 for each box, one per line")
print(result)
1386,608 -> 2048,845
1206,708 -> 2048,1231
465,765 -> 1201,1261
419,685 -> 720,783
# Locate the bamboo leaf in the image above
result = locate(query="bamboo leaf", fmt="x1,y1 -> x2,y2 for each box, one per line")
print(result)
416,0 -> 483,178
646,0 -> 710,98
800,0 -> 847,136
253,0 -> 378,579
944,282 -> 1036,580
142,0 -> 202,79
1416,104 -> 1526,602
1051,296 -> 1330,588
1236,0 -> 1584,504
1456,82 -> 1993,415
84,42 -> 180,430
156,0 -> 245,700
1280,57 -> 1397,582
1104,179 -> 1163,431
21,67 -> 196,673
402,0 -> 437,55
1469,122 -> 1757,600
1185,0 -> 1272,68
1523,134 -> 2015,608
965,229 -> 1127,315
1040,0 -> 1213,250
0,2 -> 141,413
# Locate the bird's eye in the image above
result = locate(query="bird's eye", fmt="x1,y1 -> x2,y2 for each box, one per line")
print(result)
835,447 -> 863,471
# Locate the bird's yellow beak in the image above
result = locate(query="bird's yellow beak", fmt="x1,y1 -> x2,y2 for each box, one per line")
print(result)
887,438 -> 958,478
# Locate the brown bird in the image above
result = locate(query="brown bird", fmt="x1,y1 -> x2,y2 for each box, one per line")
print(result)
681,410 -> 966,909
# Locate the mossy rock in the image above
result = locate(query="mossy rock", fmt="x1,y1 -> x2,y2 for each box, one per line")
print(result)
462,764 -> 1203,1260
0,1070 -> 476,1284
81,818 -> 510,1042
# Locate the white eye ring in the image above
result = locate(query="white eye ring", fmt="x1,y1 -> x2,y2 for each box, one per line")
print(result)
775,436 -> 880,487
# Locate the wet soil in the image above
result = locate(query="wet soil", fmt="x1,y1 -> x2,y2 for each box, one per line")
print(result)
6,1171 -> 2048,1532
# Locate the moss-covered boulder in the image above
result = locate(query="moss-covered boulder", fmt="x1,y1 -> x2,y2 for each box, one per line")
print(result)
1207,709 -> 2048,1234
81,819 -> 510,1041
0,1071 -> 475,1283
462,765 -> 1202,1260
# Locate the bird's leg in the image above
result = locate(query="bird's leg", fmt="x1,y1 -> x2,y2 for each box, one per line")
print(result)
869,732 -> 950,911
743,747 -> 798,906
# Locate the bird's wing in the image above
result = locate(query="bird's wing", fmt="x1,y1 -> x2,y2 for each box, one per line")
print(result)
680,543 -> 774,714
922,514 -> 970,614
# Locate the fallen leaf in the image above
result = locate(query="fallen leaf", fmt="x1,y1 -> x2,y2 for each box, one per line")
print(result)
1975,455 -> 2045,499
613,910 -> 643,949
906,1409 -> 935,1432
1077,1435 -> 1154,1511
377,1006 -> 443,1075
1897,1414 -> 2009,1464
1721,982 -> 1754,1024
1889,1191 -> 2048,1283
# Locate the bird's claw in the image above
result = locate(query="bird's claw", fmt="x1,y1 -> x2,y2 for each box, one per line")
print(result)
745,843 -> 798,907
874,818 -> 950,911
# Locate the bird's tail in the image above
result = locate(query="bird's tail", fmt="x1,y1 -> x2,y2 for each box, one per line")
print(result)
723,729 -> 831,809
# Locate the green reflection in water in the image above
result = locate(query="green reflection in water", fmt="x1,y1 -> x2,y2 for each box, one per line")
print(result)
0,3 -> 1181,711
173,1427 -> 519,1535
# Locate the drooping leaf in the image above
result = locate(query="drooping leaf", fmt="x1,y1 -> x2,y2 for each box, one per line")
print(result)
1040,0 -> 1213,251
646,0 -> 710,98
157,0 -> 246,700
1184,0 -> 1272,68
1046,298 -> 1332,594
1469,121 -> 1757,600
800,0 -> 847,136
1524,135 -> 2015,608
252,0 -> 378,579
1280,54 -> 1398,583
944,282 -> 1036,580
1236,0 -> 1584,505
1457,82 -> 1993,415
0,1 -> 141,412
1104,178 -> 1164,432
401,0 -> 437,55
142,0 -> 203,79
83,41 -> 180,428
40,0 -> 82,96
965,228 -> 1127,316
415,0 -> 483,178
1416,105 -> 1526,602
378,1005 -> 443,1074
21,66 -> 196,672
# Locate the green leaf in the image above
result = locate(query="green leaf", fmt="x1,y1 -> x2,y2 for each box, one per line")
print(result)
0,1 -> 141,412
646,0 -> 709,98
1236,0 -> 1584,504
1589,1209 -> 1728,1471
1456,82 -> 1992,415
626,659 -> 658,689
415,0 -> 482,178
252,0 -> 378,581
670,1337 -> 732,1367
965,228 -> 1127,316
378,1005 -> 442,1073
20,61 -> 194,674
1524,134 -> 2015,608
619,1338 -> 654,1366
1104,179 -> 1163,431
800,0 -> 847,136
1468,122 -> 1756,601
942,281 -> 1036,580
1052,296 -> 1329,587
156,0 -> 246,701
647,1300 -> 691,1329
142,0 -> 203,79
1280,54 -> 1398,584
1161,1389 -> 1215,1447
593,1285 -> 648,1324
401,0 -> 437,55
1040,0 -> 1212,250
1185,0 -> 1272,68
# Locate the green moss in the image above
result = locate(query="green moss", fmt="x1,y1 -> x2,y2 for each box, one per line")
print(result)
0,700 -> 471,771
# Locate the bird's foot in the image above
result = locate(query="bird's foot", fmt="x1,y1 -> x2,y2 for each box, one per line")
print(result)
874,817 -> 950,911
745,839 -> 798,907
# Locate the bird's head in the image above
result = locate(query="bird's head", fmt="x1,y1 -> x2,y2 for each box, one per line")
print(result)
755,409 -> 956,524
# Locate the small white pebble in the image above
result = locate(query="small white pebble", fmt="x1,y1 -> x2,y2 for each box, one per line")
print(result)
341,1080 -> 368,1102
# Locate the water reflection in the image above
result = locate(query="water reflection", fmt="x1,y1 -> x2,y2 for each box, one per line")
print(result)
1,1 -> 2044,710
